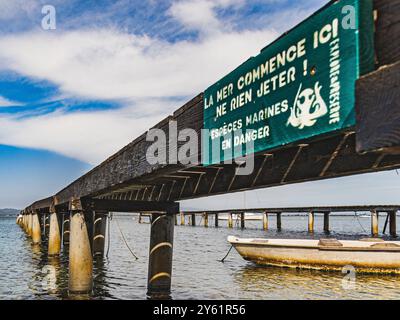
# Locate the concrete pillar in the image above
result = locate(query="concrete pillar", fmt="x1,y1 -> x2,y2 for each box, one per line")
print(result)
240,212 -> 245,229
191,213 -> 196,226
371,210 -> 379,237
277,213 -> 282,231
31,212 -> 41,245
228,213 -> 233,228
215,213 -> 219,227
308,211 -> 315,233
180,212 -> 185,226
93,212 -> 107,256
389,211 -> 397,237
41,214 -> 46,239
48,212 -> 61,256
69,211 -> 93,294
147,212 -> 174,297
263,212 -> 269,230
27,213 -> 33,237
62,213 -> 70,245
323,212 -> 330,233
204,213 -> 208,227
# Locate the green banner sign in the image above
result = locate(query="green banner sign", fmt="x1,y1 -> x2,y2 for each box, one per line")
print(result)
202,0 -> 374,165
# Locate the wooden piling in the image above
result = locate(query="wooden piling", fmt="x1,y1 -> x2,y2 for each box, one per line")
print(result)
69,210 -> 93,294
191,213 -> 196,226
371,210 -> 379,237
48,211 -> 61,256
147,212 -> 174,297
228,213 -> 233,228
93,212 -> 107,256
263,212 -> 269,230
204,213 -> 208,227
31,212 -> 41,245
27,213 -> 33,237
62,213 -> 70,245
323,212 -> 330,233
138,213 -> 142,224
308,211 -> 315,233
389,210 -> 397,237
277,212 -> 282,231
180,212 -> 185,226
215,213 -> 218,227
240,212 -> 245,229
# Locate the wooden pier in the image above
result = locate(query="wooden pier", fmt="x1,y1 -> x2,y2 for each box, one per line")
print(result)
17,0 -> 400,297
164,205 -> 399,237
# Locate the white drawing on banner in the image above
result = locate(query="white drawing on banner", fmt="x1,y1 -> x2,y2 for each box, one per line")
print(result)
287,81 -> 328,129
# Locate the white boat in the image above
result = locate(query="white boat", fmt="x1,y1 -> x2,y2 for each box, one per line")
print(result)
228,236 -> 400,274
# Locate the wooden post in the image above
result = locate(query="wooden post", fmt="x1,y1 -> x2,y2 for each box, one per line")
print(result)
31,212 -> 41,245
389,210 -> 397,237
215,213 -> 219,227
69,210 -> 93,294
93,212 -> 107,256
323,212 -> 330,233
48,211 -> 61,256
27,213 -> 32,237
371,210 -> 379,237
263,212 -> 269,230
62,213 -> 70,245
240,212 -> 245,229
228,213 -> 233,228
180,212 -> 185,226
276,213 -> 282,231
147,212 -> 174,297
138,213 -> 142,224
204,212 -> 208,227
174,213 -> 178,225
308,211 -> 314,233
191,213 -> 196,226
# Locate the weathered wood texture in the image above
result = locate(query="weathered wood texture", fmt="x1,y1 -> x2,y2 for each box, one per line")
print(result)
374,0 -> 400,67
356,0 -> 400,152
24,0 -> 400,212
356,62 -> 400,152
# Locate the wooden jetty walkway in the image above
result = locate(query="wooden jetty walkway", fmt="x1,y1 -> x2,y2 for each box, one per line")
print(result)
156,205 -> 398,236
17,0 -> 400,297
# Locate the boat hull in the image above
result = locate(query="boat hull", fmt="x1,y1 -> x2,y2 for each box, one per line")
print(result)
228,237 -> 400,274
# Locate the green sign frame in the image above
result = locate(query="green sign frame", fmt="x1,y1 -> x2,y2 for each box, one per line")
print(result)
202,0 -> 374,165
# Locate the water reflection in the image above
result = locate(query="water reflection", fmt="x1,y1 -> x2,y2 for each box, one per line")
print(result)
2,215 -> 400,300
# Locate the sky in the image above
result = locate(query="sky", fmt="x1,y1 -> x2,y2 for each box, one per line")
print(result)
0,0 -> 400,209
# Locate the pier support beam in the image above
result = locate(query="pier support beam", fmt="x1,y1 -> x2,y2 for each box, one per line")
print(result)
240,212 -> 245,229
389,211 -> 397,237
180,212 -> 185,226
215,213 -> 218,227
308,211 -> 315,233
62,213 -> 70,246
27,213 -> 33,237
191,214 -> 196,226
228,213 -> 233,228
276,213 -> 282,231
147,212 -> 175,297
263,212 -> 269,230
138,213 -> 143,224
31,212 -> 41,245
69,209 -> 93,294
204,213 -> 208,227
323,212 -> 330,233
371,210 -> 379,237
48,211 -> 61,256
93,212 -> 107,256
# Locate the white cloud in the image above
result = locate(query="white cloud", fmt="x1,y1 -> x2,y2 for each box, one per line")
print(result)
0,95 -> 22,107
0,27 -> 277,101
0,99 -> 174,164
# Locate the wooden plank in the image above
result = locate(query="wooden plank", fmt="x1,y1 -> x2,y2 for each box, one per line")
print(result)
356,61 -> 400,152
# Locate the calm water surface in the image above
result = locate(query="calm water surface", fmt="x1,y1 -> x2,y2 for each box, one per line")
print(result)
1,214 -> 400,300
